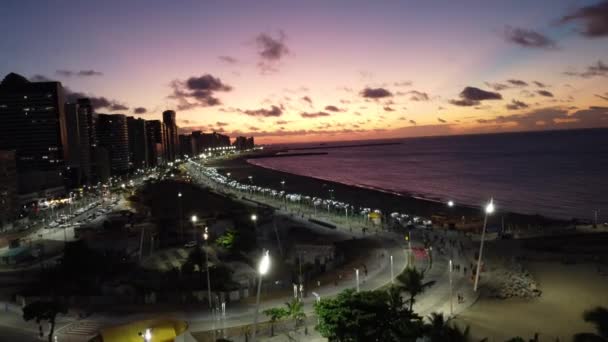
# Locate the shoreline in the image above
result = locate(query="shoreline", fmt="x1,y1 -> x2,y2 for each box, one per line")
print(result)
208,153 -> 569,228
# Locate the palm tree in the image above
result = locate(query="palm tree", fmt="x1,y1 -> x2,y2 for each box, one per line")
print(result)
573,307 -> 608,342
263,307 -> 289,336
285,299 -> 306,330
23,300 -> 68,342
396,267 -> 436,311
424,312 -> 476,342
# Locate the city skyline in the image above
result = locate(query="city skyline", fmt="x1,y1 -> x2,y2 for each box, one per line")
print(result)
1,0 -> 608,143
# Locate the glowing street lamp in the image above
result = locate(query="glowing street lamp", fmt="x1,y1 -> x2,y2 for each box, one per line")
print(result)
252,250 -> 271,342
447,200 -> 454,208
474,198 -> 494,292
191,215 -> 198,224
139,328 -> 152,342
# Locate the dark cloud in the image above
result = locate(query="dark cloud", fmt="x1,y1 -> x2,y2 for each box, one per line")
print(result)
505,99 -> 529,110
256,31 -> 289,73
275,120 -> 290,125
301,111 -> 331,118
168,74 -> 232,110
383,106 -> 395,112
360,87 -> 393,99
475,106 -> 608,129
218,56 -> 238,64
536,90 -> 554,97
437,117 -> 447,123
133,107 -> 147,114
301,96 -> 313,106
485,82 -> 509,91
30,74 -> 54,82
324,105 -> 344,112
533,81 -> 549,88
449,86 -> 502,106
56,69 -> 103,77
399,116 -> 407,120
502,26 -> 557,49
507,79 -> 528,87
394,81 -> 413,87
240,105 -> 283,117
216,121 -> 229,127
560,1 -> 608,37
407,90 -> 430,101
409,120 -> 417,125
564,60 -> 608,78
595,93 -> 608,101
64,88 -> 129,112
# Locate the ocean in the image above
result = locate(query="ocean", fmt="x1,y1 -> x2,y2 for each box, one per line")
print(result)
250,129 -> 608,221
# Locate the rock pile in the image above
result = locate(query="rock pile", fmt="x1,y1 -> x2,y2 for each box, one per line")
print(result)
489,269 -> 541,299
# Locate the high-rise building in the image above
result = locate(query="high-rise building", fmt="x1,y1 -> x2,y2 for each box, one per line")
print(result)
234,136 -> 255,150
191,131 -> 231,153
64,103 -> 83,187
178,134 -> 192,158
0,150 -> 17,227
127,117 -> 148,170
76,98 -> 94,184
0,73 -> 67,200
145,120 -> 166,167
96,114 -> 129,176
162,110 -> 178,162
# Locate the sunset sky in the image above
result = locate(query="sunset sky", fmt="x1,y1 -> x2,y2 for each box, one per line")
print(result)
1,0 -> 607,144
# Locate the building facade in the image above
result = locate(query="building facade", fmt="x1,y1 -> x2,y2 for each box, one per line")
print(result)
127,117 -> 148,170
162,110 -> 178,162
0,73 -> 67,200
96,114 -> 129,176
145,120 -> 166,167
0,150 -> 17,227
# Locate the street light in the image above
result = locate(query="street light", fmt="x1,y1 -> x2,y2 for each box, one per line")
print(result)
252,250 -> 270,342
139,328 -> 152,342
449,259 -> 453,317
202,226 -> 212,311
251,214 -> 257,228
447,200 -> 454,208
355,268 -> 360,292
474,198 -> 494,292
191,215 -> 198,224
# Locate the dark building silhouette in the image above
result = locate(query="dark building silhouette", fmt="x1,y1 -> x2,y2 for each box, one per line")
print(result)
234,136 -> 255,150
178,134 -> 192,158
145,120 -> 166,166
76,98 -> 95,184
163,110 -> 178,162
0,73 -> 67,200
127,117 -> 148,170
64,102 -> 94,187
0,150 -> 17,227
191,131 -> 231,155
96,114 -> 129,176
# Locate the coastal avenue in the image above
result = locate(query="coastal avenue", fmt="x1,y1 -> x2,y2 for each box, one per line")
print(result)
0,157 -> 477,342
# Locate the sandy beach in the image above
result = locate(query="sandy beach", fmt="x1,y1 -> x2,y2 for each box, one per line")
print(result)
457,261 -> 608,341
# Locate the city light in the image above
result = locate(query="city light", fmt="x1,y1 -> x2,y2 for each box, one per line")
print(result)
258,250 -> 270,276
447,200 -> 454,207
485,199 -> 495,214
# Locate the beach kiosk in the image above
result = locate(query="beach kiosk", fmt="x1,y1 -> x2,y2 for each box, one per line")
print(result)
89,318 -> 191,342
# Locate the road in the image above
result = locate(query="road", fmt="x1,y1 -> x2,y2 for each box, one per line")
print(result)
0,163 -> 479,342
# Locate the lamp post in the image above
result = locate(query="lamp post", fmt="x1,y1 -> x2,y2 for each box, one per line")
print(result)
449,259 -> 453,317
474,199 -> 494,292
139,328 -> 152,342
251,214 -> 257,229
252,250 -> 270,342
202,226 -> 212,311
390,255 -> 394,284
355,268 -> 360,292
281,180 -> 286,209
178,192 -> 183,242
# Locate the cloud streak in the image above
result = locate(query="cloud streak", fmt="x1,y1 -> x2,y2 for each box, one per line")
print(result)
168,74 -> 232,110
502,26 -> 557,49
449,86 -> 502,106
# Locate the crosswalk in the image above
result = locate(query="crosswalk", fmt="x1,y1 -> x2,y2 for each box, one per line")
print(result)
61,320 -> 103,337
